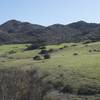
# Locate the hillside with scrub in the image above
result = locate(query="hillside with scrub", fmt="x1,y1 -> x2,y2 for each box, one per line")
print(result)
0,42 -> 100,100
0,20 -> 100,44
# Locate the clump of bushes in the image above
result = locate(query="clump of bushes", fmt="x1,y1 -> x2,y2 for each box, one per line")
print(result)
25,40 -> 46,50
59,45 -> 68,50
33,49 -> 51,60
58,65 -> 62,68
48,49 -> 54,53
40,46 -> 46,50
39,48 -> 53,59
53,81 -> 63,90
39,50 -> 48,55
26,44 -> 42,50
60,85 -> 74,94
93,49 -> 97,52
93,49 -> 100,52
8,50 -> 16,54
59,47 -> 64,50
44,54 -> 51,59
88,49 -> 100,53
71,44 -> 77,47
50,81 -> 74,94
63,45 -> 68,48
78,85 -> 100,95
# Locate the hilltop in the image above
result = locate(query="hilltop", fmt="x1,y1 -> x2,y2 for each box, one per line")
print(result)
0,20 -> 100,44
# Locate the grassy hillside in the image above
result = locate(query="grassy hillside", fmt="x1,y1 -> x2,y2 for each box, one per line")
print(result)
0,42 -> 100,99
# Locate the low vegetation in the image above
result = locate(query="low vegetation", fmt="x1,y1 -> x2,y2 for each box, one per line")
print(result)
25,40 -> 46,50
0,42 -> 100,100
33,55 -> 42,60
44,54 -> 51,59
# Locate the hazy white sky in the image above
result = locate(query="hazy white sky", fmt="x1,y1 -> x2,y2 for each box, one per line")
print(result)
0,0 -> 100,25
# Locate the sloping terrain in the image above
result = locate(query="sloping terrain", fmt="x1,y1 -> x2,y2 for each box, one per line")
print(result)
68,21 -> 100,42
0,42 -> 100,100
0,20 -> 100,44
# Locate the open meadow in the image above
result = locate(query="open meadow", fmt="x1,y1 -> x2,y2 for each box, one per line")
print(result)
0,42 -> 100,99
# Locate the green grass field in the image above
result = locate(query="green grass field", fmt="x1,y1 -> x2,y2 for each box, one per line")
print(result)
0,42 -> 100,99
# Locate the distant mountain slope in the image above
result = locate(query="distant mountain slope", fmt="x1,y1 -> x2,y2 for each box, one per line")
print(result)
68,21 -> 100,42
0,20 -> 45,33
43,24 -> 82,43
0,20 -> 100,44
68,21 -> 99,33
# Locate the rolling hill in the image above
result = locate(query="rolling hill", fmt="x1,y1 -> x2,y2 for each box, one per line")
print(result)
0,20 -> 100,44
0,42 -> 100,100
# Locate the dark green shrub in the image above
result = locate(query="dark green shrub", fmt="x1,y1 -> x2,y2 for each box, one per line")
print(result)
33,55 -> 42,60
39,50 -> 48,55
59,47 -> 64,50
58,65 -> 62,68
44,54 -> 50,59
93,49 -> 97,52
71,44 -> 77,47
64,45 -> 68,48
40,46 -> 46,50
26,40 -> 46,50
73,53 -> 78,56
93,49 -> 100,52
53,81 -> 63,90
59,73 -> 63,77
8,50 -> 16,54
60,85 -> 73,93
26,44 -> 41,50
89,50 -> 92,52
78,85 -> 100,95
48,49 -> 54,53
